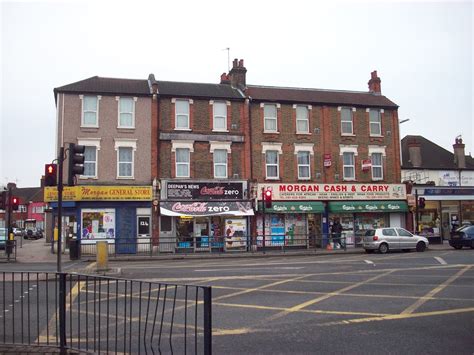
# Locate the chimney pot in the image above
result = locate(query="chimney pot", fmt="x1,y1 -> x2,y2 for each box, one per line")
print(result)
233,58 -> 238,68
368,70 -> 382,94
238,59 -> 244,67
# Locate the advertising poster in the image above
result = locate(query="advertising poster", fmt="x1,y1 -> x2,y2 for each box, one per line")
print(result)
224,219 -> 247,248
257,215 -> 285,246
81,209 -> 115,244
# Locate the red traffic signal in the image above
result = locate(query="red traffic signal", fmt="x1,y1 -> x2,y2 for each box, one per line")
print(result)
11,196 -> 19,211
45,163 -> 58,187
264,188 -> 272,209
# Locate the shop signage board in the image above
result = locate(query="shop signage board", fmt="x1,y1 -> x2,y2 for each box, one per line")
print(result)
258,183 -> 406,201
44,186 -> 152,202
323,154 -> 332,167
328,201 -> 408,212
165,181 -> 244,200
258,201 -> 325,213
160,201 -> 254,217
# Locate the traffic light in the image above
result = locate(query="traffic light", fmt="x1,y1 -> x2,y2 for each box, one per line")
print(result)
68,143 -> 85,186
0,191 -> 5,210
264,188 -> 272,209
418,197 -> 426,209
44,163 -> 58,187
11,196 -> 19,211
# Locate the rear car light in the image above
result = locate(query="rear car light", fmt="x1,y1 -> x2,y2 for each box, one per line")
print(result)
373,236 -> 379,241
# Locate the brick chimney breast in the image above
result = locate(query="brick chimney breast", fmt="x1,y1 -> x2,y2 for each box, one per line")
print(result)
229,58 -> 247,90
453,136 -> 466,168
220,72 -> 230,84
368,70 -> 382,94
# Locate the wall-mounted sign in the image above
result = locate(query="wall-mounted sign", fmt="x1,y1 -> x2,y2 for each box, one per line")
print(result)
361,159 -> 372,171
165,182 -> 243,200
323,153 -> 332,167
45,186 -> 152,202
160,201 -> 253,217
258,183 -> 407,201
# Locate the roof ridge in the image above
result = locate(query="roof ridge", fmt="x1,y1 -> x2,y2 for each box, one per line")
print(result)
247,84 -> 371,95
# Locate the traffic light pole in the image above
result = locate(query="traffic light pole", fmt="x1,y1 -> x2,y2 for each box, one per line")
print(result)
415,189 -> 419,234
261,188 -> 266,252
57,147 -> 64,273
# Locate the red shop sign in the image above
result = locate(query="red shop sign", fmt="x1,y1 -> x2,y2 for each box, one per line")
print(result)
323,153 -> 332,167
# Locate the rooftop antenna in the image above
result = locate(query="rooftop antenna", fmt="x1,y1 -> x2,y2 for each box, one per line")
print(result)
222,47 -> 230,71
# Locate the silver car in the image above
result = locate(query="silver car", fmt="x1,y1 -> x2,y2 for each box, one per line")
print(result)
363,227 -> 429,254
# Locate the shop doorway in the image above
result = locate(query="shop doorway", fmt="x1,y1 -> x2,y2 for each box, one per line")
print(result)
176,217 -> 194,248
194,217 -> 210,250
159,216 -> 174,252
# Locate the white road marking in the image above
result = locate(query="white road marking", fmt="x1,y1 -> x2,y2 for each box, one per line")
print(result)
195,266 -> 304,272
434,257 -> 447,265
364,260 -> 375,265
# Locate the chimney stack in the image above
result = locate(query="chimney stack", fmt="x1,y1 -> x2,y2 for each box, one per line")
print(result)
368,70 -> 381,94
220,72 -> 230,84
227,58 -> 247,89
407,138 -> 422,167
453,136 -> 466,168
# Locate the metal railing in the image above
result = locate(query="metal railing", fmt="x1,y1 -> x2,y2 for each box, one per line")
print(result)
0,240 -> 16,262
0,271 -> 212,354
78,233 -> 363,258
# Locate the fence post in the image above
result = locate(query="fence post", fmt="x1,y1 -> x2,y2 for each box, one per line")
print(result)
203,286 -> 212,355
59,272 -> 67,353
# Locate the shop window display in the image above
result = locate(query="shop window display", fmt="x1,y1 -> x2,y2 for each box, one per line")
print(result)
81,209 -> 115,244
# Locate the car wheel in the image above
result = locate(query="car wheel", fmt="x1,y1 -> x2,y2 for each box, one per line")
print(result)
416,242 -> 426,252
378,243 -> 389,254
454,245 -> 463,250
365,249 -> 374,254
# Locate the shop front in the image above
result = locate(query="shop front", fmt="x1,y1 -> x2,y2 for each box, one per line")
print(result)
256,201 -> 325,248
411,186 -> 474,243
258,183 -> 408,248
45,185 -> 153,254
159,180 -> 254,252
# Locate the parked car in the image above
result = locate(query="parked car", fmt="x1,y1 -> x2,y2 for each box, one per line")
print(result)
449,225 -> 474,249
24,228 -> 42,240
13,228 -> 24,237
363,227 -> 429,254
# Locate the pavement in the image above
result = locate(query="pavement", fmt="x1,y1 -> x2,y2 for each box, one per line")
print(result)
5,237 -> 456,265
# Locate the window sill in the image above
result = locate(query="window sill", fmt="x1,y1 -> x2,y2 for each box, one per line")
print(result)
296,132 -> 311,135
116,177 -> 135,180
175,128 -> 192,131
263,131 -> 280,134
80,126 -> 99,131
343,178 -> 356,182
117,127 -> 135,131
369,134 -> 384,138
212,129 -> 229,133
298,178 -> 311,181
79,176 -> 98,180
265,177 -> 280,180
341,133 -> 356,137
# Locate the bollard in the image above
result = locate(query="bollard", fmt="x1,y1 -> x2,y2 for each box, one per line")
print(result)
96,241 -> 109,272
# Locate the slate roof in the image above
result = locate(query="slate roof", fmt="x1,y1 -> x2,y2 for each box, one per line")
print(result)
54,76 -> 150,96
401,135 -> 474,170
11,187 -> 43,204
246,85 -> 398,108
156,81 -> 244,99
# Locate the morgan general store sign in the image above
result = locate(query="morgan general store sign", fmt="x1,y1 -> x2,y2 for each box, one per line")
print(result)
258,183 -> 406,201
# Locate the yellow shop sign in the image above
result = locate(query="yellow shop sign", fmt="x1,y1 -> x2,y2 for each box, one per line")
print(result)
44,186 -> 153,202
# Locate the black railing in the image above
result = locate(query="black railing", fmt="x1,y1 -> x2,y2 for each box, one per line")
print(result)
78,233 -> 362,257
0,272 -> 212,354
0,240 -> 16,262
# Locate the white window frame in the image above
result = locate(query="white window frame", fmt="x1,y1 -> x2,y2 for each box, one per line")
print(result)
210,141 -> 231,179
340,107 -> 355,135
78,138 -> 101,179
116,96 -> 137,128
211,100 -> 229,132
114,139 -> 137,179
173,98 -> 191,130
368,146 -> 386,181
80,95 -> 101,128
263,103 -> 279,133
213,149 -> 228,178
172,141 -> 194,178
262,142 -> 282,180
295,105 -> 310,134
368,108 -> 382,136
340,145 -> 358,181
294,143 -> 314,180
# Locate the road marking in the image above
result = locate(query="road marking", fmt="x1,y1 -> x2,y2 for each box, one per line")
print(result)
401,265 -> 471,314
364,260 -> 375,265
434,256 -> 447,265
195,266 -> 304,272
317,307 -> 474,327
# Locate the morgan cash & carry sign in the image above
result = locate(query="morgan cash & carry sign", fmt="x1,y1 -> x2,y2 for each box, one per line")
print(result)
258,183 -> 406,201
166,182 -> 243,200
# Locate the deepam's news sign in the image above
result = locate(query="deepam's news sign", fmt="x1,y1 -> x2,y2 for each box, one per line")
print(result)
165,182 -> 244,200
258,183 -> 406,201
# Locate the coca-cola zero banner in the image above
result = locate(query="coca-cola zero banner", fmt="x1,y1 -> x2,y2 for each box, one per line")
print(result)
160,201 -> 253,216
166,182 -> 243,200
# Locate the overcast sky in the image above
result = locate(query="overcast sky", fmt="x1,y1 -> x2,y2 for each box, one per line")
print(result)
1,0 -> 472,187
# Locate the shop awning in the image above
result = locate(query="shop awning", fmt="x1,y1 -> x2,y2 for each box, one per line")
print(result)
160,201 -> 254,217
328,201 -> 408,213
258,201 -> 325,213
